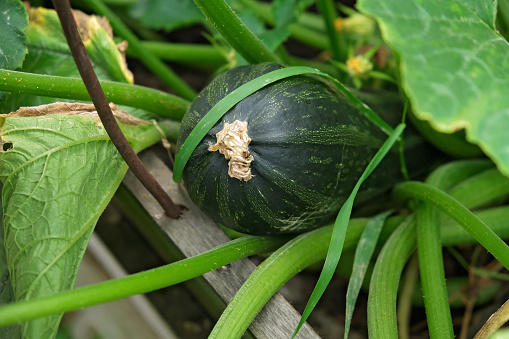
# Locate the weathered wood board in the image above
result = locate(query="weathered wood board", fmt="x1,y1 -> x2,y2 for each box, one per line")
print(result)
122,151 -> 321,339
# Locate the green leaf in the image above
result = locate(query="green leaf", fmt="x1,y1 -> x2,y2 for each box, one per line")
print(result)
128,0 -> 204,32
0,112 -> 158,338
357,0 -> 509,177
0,0 -> 28,70
1,6 -> 133,113
0,0 -> 28,103
260,0 -> 314,51
0,194 -> 22,339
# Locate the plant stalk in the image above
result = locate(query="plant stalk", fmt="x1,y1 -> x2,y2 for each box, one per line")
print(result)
0,69 -> 190,120
0,235 -> 288,327
317,0 -> 341,60
193,0 -> 280,64
394,181 -> 509,270
52,0 -> 181,218
83,0 -> 197,100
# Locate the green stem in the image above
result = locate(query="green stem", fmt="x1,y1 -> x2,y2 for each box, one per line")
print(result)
412,160 -> 490,338
368,159 -> 496,338
446,246 -> 509,281
209,227 -> 330,338
83,0 -> 197,100
368,215 -> 416,338
397,254 -> 419,339
236,0 -> 329,50
193,0 -> 280,64
416,202 -> 454,338
0,69 -> 190,120
317,0 -> 341,60
112,185 -> 231,324
124,41 -> 227,69
447,168 -> 509,209
441,208 -> 509,246
209,219 -> 369,338
394,181 -> 509,270
0,235 -> 289,328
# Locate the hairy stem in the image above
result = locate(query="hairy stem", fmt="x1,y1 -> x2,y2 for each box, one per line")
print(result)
0,69 -> 190,120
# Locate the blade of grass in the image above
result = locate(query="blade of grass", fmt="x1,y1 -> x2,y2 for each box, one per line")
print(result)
173,65 -> 393,182
344,210 -> 393,339
292,123 -> 405,337
82,0 -> 197,100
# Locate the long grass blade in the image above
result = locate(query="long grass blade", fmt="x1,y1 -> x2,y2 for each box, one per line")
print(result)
292,123 -> 405,338
344,210 -> 393,338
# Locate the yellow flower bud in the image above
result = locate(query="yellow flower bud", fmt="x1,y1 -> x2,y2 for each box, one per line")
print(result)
336,13 -> 375,36
346,56 -> 373,77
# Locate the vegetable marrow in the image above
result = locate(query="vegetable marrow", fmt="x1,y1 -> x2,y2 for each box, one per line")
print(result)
176,63 -> 390,235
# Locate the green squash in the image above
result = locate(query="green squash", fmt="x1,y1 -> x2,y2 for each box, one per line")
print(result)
176,63 -> 388,235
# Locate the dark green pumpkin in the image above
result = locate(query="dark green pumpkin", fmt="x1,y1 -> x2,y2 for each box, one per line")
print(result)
176,63 -> 388,235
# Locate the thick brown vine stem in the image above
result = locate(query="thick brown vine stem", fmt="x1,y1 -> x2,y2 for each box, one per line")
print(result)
52,0 -> 181,219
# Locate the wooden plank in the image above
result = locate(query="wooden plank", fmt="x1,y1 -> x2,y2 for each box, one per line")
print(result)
122,150 -> 321,339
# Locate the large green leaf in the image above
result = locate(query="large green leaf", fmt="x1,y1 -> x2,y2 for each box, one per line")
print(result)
0,194 -> 21,339
357,0 -> 509,177
1,6 -> 132,113
0,4 -> 26,333
0,5 -> 162,338
0,0 -> 27,70
0,110 -> 159,338
0,0 -> 28,103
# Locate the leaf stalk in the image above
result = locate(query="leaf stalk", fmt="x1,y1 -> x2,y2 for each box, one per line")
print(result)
52,0 -> 182,218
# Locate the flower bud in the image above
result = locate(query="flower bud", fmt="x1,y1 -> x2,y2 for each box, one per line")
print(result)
346,56 -> 373,77
335,13 -> 375,36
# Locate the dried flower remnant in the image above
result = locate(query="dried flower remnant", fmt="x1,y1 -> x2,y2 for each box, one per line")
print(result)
209,120 -> 253,181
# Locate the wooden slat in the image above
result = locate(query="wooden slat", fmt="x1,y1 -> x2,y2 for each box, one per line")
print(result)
122,151 -> 321,339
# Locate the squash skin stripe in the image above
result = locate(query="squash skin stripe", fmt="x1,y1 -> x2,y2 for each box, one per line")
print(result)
176,63 -> 390,235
